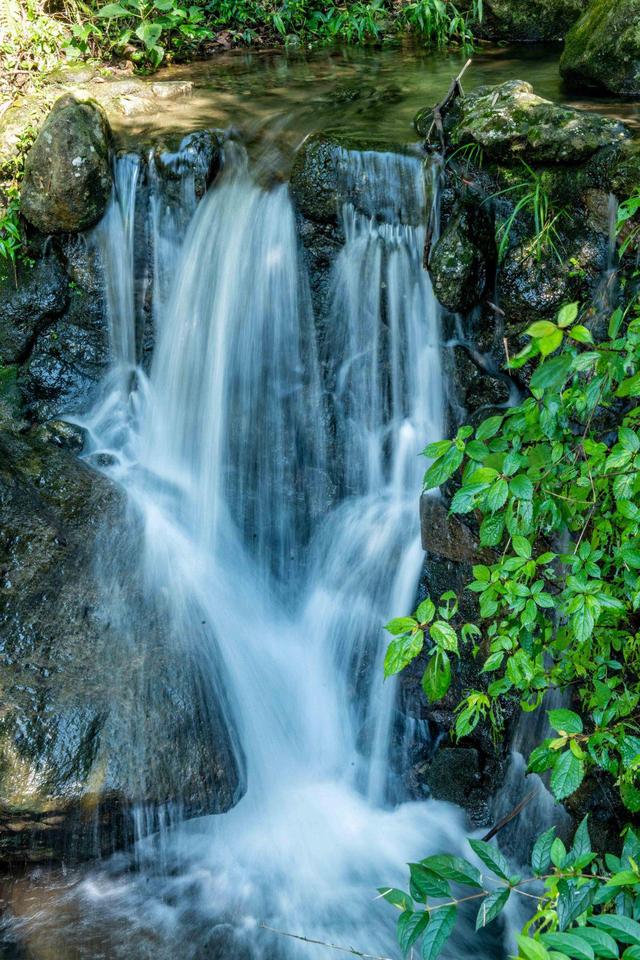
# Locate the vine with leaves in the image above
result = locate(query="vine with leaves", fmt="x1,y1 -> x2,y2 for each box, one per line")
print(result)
378,193 -> 640,958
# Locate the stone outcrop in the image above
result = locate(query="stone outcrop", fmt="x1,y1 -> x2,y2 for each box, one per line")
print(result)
0,419 -> 243,862
21,96 -> 113,235
472,0 -> 586,41
440,80 -> 628,165
560,0 -> 640,96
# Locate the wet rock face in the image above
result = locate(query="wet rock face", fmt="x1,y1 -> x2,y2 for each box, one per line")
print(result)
560,0 -> 640,96
429,200 -> 494,313
473,0 -> 586,41
21,96 -> 113,235
290,134 -> 343,224
0,254 -> 69,365
0,422 -> 243,863
445,80 -> 628,165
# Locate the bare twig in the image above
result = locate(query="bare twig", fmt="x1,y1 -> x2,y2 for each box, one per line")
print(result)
259,924 -> 394,960
425,58 -> 472,150
481,788 -> 536,842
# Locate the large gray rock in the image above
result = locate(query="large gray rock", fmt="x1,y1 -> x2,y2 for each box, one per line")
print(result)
444,80 -> 628,165
21,96 -> 113,235
0,423 -> 243,862
560,0 -> 640,96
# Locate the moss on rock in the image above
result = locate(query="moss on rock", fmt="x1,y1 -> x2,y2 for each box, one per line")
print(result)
21,95 -> 113,235
443,80 -> 628,165
473,0 -> 587,42
560,0 -> 640,96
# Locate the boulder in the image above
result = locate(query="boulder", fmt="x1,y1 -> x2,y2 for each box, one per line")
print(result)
560,0 -> 640,96
473,0 -> 586,41
429,200 -> 494,313
444,80 -> 628,165
0,423 -> 243,862
420,494 -> 479,563
21,96 -> 113,235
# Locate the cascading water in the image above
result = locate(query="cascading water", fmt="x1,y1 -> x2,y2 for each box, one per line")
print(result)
5,137 -> 504,959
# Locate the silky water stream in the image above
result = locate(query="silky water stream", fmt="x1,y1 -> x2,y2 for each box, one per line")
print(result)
2,134 -> 512,959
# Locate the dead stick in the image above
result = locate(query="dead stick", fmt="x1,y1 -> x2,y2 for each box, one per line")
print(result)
426,58 -> 473,148
481,788 -> 537,843
259,923 -> 394,960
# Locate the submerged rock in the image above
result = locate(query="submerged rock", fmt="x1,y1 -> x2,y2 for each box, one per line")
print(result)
445,80 -> 628,165
473,0 -> 586,41
0,423 -> 243,863
21,96 -> 113,235
560,0 -> 640,96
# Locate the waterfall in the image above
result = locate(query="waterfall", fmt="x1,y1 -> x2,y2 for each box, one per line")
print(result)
15,138 -> 505,959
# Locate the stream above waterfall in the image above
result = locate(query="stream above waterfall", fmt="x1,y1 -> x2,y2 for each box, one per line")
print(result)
0,43 -> 636,960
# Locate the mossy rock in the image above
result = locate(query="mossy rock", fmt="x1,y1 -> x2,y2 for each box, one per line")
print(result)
560,0 -> 640,96
473,0 -> 587,41
442,80 -> 628,165
21,95 -> 113,235
429,199 -> 494,312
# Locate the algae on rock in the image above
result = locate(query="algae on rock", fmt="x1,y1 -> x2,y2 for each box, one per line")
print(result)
560,0 -> 640,96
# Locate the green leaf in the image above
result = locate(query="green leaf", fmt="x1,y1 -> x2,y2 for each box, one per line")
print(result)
568,325 -> 594,344
476,416 -> 504,441
475,888 -> 510,930
513,535 -> 532,559
540,933 -> 594,960
589,916 -> 640,946
135,20 -> 163,47
410,863 -> 451,900
551,751 -> 585,800
384,632 -> 423,678
531,826 -> 556,874
385,617 -> 418,636
557,302 -> 579,327
551,837 -> 568,868
416,599 -> 436,624
397,910 -> 430,954
569,816 -> 592,861
486,477 -> 509,512
539,328 -> 564,356
480,515 -> 504,546
526,320 -> 559,338
378,887 -> 413,911
548,709 -> 583,735
420,855 -> 483,888
518,935 -> 552,960
616,373 -> 640,398
424,440 -> 453,458
557,879 -> 597,930
97,2 -> 129,15
571,927 -> 619,959
421,906 -> 457,960
510,474 -> 534,500
468,839 -> 511,880
531,354 -> 572,393
606,871 -> 640,887
424,445 -> 464,490
430,621 -> 458,653
422,650 -> 451,702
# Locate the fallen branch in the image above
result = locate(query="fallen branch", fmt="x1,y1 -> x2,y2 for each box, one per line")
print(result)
259,923 -> 394,960
481,788 -> 537,843
425,58 -> 472,150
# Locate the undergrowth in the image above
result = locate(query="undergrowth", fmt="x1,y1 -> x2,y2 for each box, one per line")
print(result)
0,0 -> 482,71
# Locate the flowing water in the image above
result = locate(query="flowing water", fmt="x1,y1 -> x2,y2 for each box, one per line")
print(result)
4,44 -> 632,960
